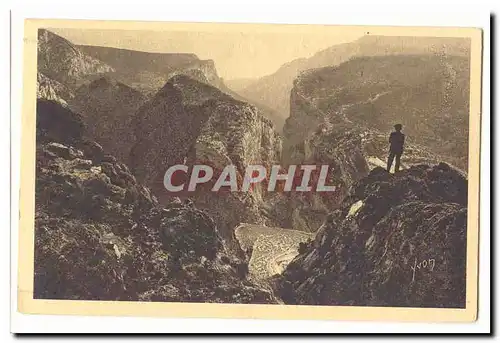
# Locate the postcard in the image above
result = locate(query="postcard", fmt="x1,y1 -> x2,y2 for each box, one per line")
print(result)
17,19 -> 482,322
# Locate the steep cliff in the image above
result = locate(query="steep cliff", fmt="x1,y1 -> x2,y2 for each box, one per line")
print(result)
69,76 -> 147,163
284,54 -> 470,171
276,164 -> 467,308
236,36 -> 470,130
37,29 -> 114,89
130,75 -> 282,255
34,99 -> 278,304
262,121 -> 370,234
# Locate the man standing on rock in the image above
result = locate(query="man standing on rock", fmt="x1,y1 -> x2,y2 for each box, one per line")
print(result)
387,123 -> 405,173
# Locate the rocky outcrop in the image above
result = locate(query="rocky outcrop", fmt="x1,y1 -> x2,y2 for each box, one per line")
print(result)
34,99 -> 278,304
236,36 -> 470,130
69,76 -> 147,163
168,59 -> 223,89
37,72 -> 75,106
130,75 -> 282,255
284,54 -> 470,171
37,29 -> 114,89
276,164 -> 467,308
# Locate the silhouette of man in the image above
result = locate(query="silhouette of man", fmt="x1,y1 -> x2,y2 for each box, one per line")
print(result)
387,124 -> 405,173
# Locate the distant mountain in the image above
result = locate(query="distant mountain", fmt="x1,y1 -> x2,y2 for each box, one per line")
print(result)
78,45 -> 224,94
37,29 -> 114,89
237,36 -> 471,129
77,45 -> 199,75
221,87 -> 286,132
284,54 -> 470,171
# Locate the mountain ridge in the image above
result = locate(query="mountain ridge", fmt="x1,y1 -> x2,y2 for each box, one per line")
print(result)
233,35 -> 471,130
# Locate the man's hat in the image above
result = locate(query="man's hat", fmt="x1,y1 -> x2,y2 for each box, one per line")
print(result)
394,123 -> 403,130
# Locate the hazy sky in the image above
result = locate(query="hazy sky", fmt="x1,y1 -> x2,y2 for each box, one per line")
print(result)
50,27 -> 363,79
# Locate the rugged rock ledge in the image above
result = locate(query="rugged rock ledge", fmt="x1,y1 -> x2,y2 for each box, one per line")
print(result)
276,164 -> 467,308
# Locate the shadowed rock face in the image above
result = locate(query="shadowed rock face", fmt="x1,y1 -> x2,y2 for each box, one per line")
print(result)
69,76 -> 147,163
34,99 -> 278,304
266,122 -> 370,233
36,99 -> 86,146
276,164 -> 467,308
130,75 -> 282,255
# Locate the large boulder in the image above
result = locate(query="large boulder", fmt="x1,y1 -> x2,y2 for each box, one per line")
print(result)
277,164 -> 467,308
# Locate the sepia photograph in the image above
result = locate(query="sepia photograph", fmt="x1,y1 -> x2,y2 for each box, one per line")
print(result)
16,19 -> 482,322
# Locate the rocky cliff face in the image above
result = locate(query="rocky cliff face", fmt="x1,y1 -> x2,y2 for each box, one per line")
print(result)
235,36 -> 470,131
37,29 -> 114,89
37,72 -> 75,106
130,75 -> 282,255
69,76 -> 147,163
284,54 -> 470,171
34,98 -> 278,304
263,122 -> 370,234
276,164 -> 467,308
